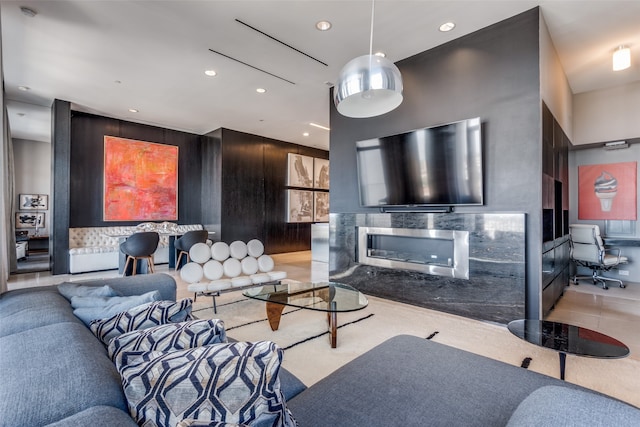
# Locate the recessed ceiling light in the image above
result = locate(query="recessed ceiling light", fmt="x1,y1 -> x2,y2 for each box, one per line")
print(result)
316,21 -> 332,31
114,80 -> 122,84
613,46 -> 631,71
204,70 -> 217,77
256,88 -> 266,93
18,86 -> 30,91
128,108 -> 139,113
17,113 -> 25,117
439,22 -> 456,32
309,122 -> 330,131
374,52 -> 386,58
303,132 -> 310,137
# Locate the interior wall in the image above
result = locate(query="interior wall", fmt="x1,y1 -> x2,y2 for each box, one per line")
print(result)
329,8 -> 544,318
573,81 -> 640,145
13,138 -> 51,235
569,144 -> 640,282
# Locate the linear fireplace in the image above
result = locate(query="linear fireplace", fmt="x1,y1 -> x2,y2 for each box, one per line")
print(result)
357,227 -> 469,279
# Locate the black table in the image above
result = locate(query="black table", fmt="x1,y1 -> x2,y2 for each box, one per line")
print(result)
507,319 -> 629,380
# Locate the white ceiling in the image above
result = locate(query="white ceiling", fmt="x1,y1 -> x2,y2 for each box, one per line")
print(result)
2,1 -> 640,150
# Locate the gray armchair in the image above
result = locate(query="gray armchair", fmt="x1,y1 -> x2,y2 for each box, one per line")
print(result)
569,224 -> 627,290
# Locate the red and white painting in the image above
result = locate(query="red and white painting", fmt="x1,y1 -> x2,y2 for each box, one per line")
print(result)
578,161 -> 637,220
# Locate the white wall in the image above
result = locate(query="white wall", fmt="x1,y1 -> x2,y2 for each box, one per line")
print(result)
573,81 -> 640,145
13,138 -> 51,235
539,13 -> 573,140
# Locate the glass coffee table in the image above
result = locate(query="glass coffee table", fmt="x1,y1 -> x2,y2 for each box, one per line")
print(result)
243,282 -> 368,348
507,319 -> 629,380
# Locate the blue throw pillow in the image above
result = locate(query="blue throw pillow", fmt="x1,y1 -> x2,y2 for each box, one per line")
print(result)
58,283 -> 120,301
72,290 -> 161,326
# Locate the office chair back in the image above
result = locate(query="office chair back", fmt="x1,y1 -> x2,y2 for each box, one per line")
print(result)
569,224 -> 604,264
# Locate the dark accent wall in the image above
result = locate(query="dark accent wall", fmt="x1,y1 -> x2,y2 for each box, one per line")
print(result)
329,8 -> 544,319
51,100 -> 71,274
69,112 -> 202,227
213,128 -> 328,253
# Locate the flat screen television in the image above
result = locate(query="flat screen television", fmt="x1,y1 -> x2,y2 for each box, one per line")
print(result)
355,117 -> 483,207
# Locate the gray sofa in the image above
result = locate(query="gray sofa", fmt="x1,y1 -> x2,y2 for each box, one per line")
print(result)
1,274 -> 638,426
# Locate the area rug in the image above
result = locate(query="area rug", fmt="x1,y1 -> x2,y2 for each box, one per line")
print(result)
189,284 -> 640,408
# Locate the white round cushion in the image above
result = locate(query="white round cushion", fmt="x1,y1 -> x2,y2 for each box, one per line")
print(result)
187,282 -> 208,293
267,271 -> 287,281
203,260 -> 224,281
222,258 -> 242,278
180,262 -> 204,284
210,242 -> 230,261
250,273 -> 271,284
189,242 -> 211,264
207,280 -> 232,292
241,256 -> 259,275
231,276 -> 253,287
246,239 -> 264,258
257,254 -> 275,272
229,241 -> 248,259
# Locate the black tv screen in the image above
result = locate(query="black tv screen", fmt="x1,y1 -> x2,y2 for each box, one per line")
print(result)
356,118 -> 483,207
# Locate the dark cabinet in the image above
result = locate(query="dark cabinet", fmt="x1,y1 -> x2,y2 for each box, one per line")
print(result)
541,102 -> 570,317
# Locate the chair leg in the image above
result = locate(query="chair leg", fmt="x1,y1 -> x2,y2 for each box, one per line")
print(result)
131,257 -> 138,276
123,256 -> 133,277
147,256 -> 155,274
176,252 -> 184,270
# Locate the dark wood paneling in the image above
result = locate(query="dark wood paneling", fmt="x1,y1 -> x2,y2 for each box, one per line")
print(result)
201,129 -> 222,239
51,100 -> 71,274
69,112 -> 201,227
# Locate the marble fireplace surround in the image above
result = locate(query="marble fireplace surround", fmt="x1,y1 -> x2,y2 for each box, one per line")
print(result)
330,212 -> 526,324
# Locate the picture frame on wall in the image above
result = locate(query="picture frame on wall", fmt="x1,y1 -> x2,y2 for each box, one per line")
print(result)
287,153 -> 313,188
314,192 -> 329,222
16,212 -> 45,229
313,158 -> 330,189
286,189 -> 313,223
19,194 -> 48,210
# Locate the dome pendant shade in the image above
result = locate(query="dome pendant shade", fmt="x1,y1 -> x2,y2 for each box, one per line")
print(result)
334,54 -> 403,118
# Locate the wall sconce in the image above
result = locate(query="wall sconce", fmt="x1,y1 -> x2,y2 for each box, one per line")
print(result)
613,46 -> 631,71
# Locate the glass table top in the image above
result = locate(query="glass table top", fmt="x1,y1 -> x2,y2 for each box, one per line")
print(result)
507,319 -> 629,359
243,281 -> 368,313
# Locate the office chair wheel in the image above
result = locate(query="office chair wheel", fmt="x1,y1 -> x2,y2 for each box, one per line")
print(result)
619,283 -> 626,288
597,280 -> 608,290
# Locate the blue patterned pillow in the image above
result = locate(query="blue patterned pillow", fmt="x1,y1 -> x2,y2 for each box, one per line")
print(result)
109,319 -> 227,368
119,341 -> 296,427
90,298 -> 193,345
177,421 -> 247,427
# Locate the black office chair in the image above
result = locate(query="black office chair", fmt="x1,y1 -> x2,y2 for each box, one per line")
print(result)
569,224 -> 627,290
120,232 -> 160,276
175,230 -> 209,268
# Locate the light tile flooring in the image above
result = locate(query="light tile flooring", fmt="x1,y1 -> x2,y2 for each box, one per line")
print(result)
6,251 -> 640,405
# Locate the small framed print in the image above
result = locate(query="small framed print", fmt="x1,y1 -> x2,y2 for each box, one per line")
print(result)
313,158 -> 330,189
287,153 -> 314,188
314,192 -> 329,222
16,212 -> 45,229
286,189 -> 313,223
19,194 -> 48,210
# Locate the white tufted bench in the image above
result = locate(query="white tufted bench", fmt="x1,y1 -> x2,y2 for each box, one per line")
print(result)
68,224 -> 204,274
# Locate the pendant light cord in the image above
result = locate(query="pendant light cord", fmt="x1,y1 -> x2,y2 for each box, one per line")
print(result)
369,0 -> 375,56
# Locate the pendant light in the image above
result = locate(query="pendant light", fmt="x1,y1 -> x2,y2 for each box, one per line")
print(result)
612,45 -> 631,71
333,0 -> 403,118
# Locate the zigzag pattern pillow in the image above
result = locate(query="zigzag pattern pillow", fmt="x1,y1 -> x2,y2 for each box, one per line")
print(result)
90,298 -> 193,345
109,319 -> 227,368
119,341 -> 296,427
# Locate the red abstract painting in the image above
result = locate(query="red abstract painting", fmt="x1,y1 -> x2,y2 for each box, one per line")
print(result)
103,136 -> 178,221
578,161 -> 637,220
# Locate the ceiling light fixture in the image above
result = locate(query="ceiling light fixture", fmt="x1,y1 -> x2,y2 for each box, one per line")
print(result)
20,6 -> 37,17
303,132 -> 310,137
613,45 -> 631,71
256,88 -> 266,93
309,122 -> 330,131
204,70 -> 217,76
439,22 -> 455,32
333,0 -> 403,118
128,108 -> 139,113
316,21 -> 332,31
18,86 -> 30,91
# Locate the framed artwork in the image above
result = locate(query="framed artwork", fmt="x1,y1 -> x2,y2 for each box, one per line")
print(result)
19,194 -> 48,210
578,161 -> 637,220
313,158 -> 330,189
287,153 -> 313,188
16,212 -> 45,228
103,136 -> 178,221
286,189 -> 313,223
314,192 -> 329,222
